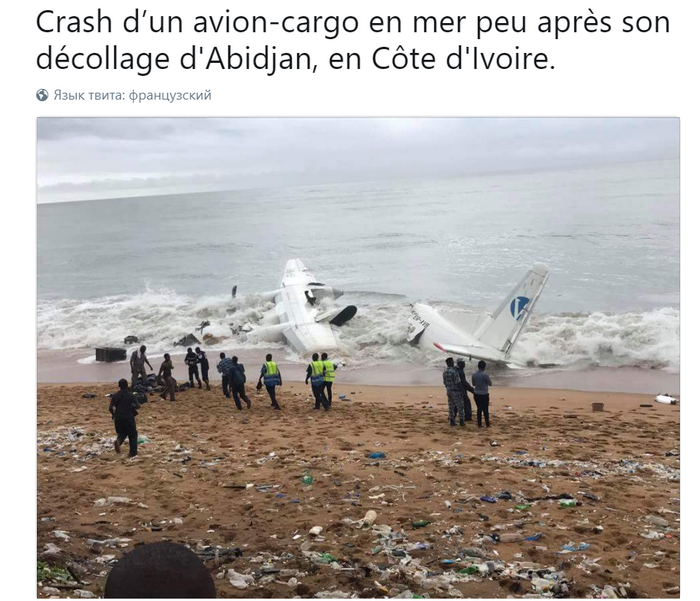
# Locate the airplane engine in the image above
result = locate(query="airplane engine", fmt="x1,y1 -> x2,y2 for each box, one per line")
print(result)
245,323 -> 286,343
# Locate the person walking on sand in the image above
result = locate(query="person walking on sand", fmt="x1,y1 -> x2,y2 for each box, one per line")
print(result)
229,356 -> 252,410
321,352 -> 337,406
443,357 -> 465,427
130,345 -> 153,390
456,358 -> 476,421
195,347 -> 211,390
306,353 -> 329,411
257,353 -> 282,410
217,352 -> 234,398
472,360 -> 493,428
158,353 -> 176,402
184,347 -> 202,389
110,378 -> 140,457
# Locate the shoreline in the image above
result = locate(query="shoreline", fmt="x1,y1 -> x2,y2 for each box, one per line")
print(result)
37,349 -> 680,395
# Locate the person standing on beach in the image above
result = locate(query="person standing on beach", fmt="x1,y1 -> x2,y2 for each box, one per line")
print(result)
195,347 -> 211,391
184,347 -> 202,389
130,345 -> 153,390
443,357 -> 465,426
158,354 -> 176,402
306,353 -> 329,411
229,356 -> 252,410
257,353 -> 282,410
472,360 -> 493,427
217,352 -> 234,398
456,358 -> 476,421
321,352 -> 337,406
109,378 -> 139,457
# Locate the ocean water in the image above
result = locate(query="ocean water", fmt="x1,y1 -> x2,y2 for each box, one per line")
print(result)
37,159 -> 680,373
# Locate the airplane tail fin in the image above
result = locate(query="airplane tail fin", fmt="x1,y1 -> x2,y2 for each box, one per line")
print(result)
474,264 -> 550,357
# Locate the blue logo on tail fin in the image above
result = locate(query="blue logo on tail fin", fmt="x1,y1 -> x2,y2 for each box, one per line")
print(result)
510,296 -> 530,320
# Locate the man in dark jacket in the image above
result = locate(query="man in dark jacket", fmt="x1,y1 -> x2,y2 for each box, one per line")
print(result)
229,356 -> 252,410
158,354 -> 176,402
109,378 -> 139,457
456,359 -> 476,421
195,347 -> 211,391
217,353 -> 234,398
184,347 -> 202,389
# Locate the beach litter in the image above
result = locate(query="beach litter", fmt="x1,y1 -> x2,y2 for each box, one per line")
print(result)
412,520 -> 430,529
94,496 -> 133,507
36,380 -> 680,599
361,510 -> 378,527
227,569 -> 254,590
654,394 -> 678,405
560,542 -> 591,553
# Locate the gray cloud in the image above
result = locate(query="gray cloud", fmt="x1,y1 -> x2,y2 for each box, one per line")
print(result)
37,118 -> 679,202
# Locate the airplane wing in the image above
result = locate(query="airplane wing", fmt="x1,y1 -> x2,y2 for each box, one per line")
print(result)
276,259 -> 340,354
281,258 -> 318,288
283,322 -> 338,354
433,342 -> 512,365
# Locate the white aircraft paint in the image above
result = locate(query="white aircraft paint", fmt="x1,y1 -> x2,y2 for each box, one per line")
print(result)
245,258 -> 357,355
407,264 -> 550,366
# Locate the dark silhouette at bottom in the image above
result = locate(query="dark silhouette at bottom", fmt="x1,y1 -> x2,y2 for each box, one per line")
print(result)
104,541 -> 215,598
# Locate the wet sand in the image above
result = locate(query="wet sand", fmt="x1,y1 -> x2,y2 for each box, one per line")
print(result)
37,382 -> 680,598
37,349 -> 680,394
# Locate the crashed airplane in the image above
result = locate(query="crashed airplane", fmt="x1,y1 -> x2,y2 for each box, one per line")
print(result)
240,258 -> 357,356
407,264 -> 550,366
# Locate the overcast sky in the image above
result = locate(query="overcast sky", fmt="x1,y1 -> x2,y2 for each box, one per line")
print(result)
37,118 -> 679,203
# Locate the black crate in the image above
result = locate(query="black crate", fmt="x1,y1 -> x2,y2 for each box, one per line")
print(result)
95,347 -> 127,362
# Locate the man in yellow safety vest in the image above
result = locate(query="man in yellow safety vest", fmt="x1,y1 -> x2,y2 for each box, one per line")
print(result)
305,352 -> 329,411
257,353 -> 282,410
320,352 -> 338,406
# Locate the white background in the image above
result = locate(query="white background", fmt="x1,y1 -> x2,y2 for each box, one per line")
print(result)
2,0 -> 694,597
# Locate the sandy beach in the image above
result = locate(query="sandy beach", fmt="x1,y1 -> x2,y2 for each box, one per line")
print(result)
37,381 -> 680,598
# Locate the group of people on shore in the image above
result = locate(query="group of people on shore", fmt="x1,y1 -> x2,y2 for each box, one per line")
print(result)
113,346 -> 338,457
442,358 -> 493,427
128,345 -> 338,410
218,351 -> 338,412
114,344 -> 491,459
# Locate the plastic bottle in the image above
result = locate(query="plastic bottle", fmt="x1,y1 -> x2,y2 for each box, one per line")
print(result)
559,499 -> 577,508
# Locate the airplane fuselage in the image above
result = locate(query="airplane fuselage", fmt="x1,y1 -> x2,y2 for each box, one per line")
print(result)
243,259 -> 356,356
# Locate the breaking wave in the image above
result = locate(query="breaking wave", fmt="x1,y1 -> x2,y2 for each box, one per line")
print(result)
512,308 -> 679,371
37,288 -> 679,372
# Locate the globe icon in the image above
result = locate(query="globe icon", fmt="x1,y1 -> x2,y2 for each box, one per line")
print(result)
36,89 -> 49,101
